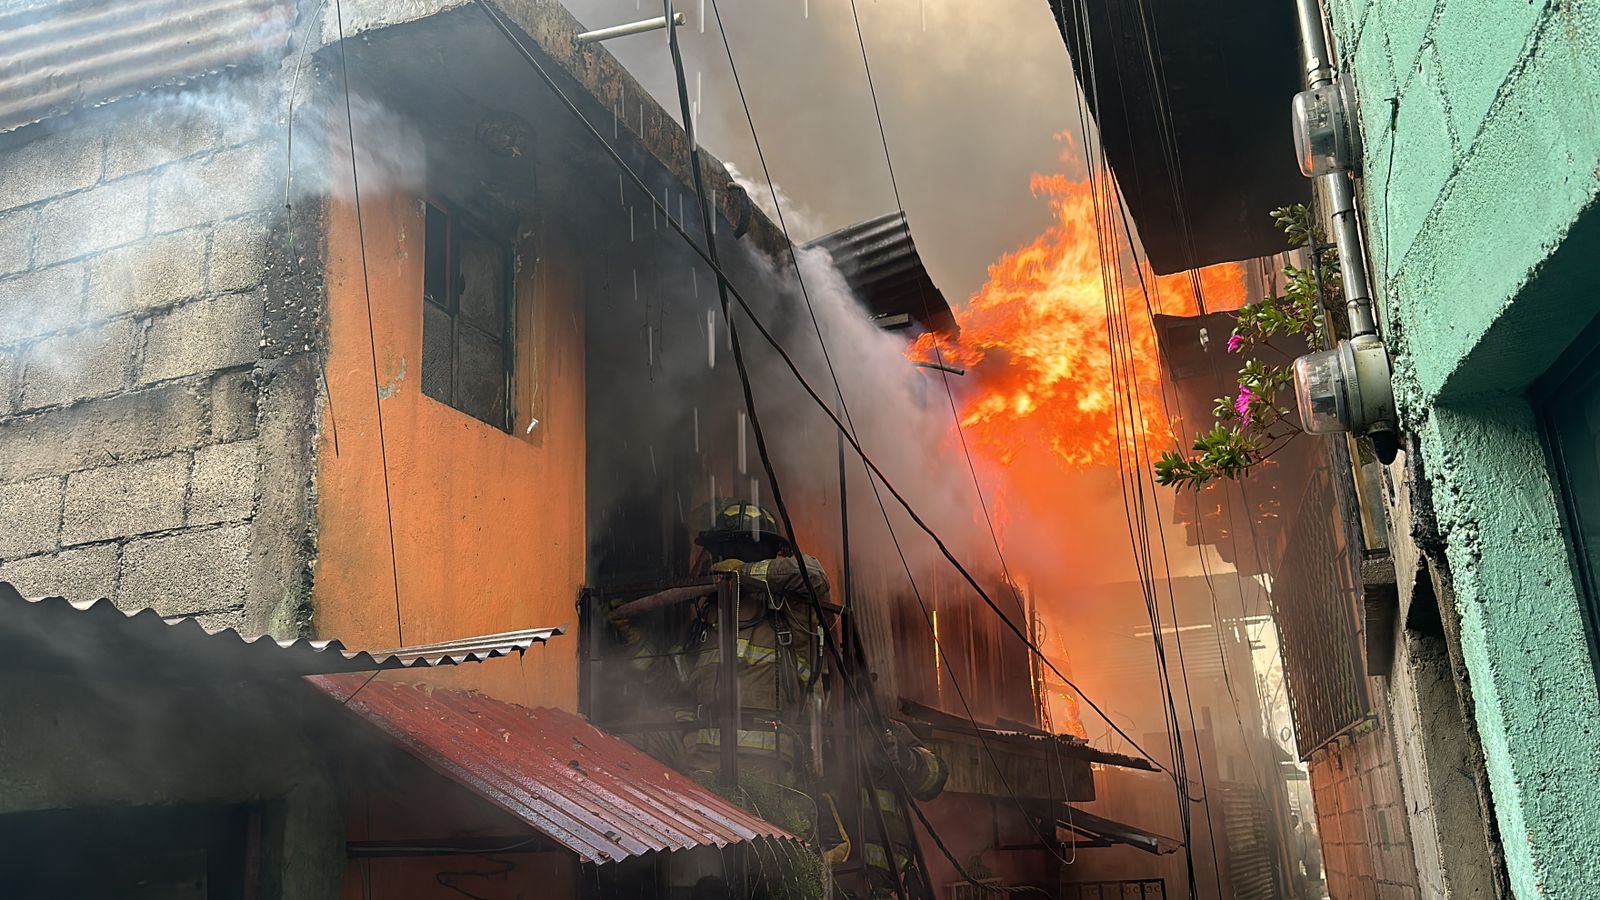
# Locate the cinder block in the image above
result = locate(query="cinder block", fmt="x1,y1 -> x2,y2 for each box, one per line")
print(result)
0,544 -> 118,601
34,176 -> 151,266
138,292 -> 263,384
103,104 -> 226,181
118,524 -> 250,616
0,263 -> 86,345
1384,59 -> 1456,271
86,228 -> 209,320
0,349 -> 16,418
1431,0 -> 1546,145
149,141 -> 278,234
17,320 -> 136,411
188,440 -> 258,525
0,130 -> 103,212
208,215 -> 272,294
189,607 -> 246,633
62,453 -> 189,545
0,381 -> 208,483
0,208 -> 37,276
209,370 -> 259,442
1384,0 -> 1442,84
0,475 -> 63,558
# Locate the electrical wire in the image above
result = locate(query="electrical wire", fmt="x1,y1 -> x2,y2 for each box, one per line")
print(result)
282,0 -> 341,458
1056,0 -> 1220,894
842,0 -> 1024,622
706,0 -> 1091,867
333,0 -> 406,647
468,0 -> 1166,775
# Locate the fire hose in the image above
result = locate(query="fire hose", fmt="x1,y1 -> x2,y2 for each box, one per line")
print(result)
608,583 -> 718,619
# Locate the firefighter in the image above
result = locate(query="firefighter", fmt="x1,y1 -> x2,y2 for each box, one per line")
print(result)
684,500 -> 829,788
833,721 -> 947,898
604,596 -> 699,769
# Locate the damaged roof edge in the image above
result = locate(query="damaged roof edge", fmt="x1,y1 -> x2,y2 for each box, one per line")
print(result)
311,675 -> 799,863
0,0 -> 294,136
328,0 -> 792,260
0,582 -> 564,681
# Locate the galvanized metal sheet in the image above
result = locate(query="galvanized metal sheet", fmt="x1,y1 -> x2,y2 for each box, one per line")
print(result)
806,211 -> 952,331
310,675 -> 797,863
0,582 -> 562,680
0,0 -> 294,134
1059,805 -> 1179,855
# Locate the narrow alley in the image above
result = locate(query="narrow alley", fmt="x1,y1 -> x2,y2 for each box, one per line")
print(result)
0,1 -> 1594,899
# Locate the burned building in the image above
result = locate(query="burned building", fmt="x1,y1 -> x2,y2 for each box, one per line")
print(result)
0,1 -> 1162,898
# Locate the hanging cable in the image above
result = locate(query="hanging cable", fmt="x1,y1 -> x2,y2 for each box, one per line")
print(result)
333,0 -> 406,647
469,0 -> 1167,774
706,0 -> 1099,865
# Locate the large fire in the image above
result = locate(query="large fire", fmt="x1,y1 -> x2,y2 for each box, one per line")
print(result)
912,143 -> 1248,736
912,160 -> 1247,471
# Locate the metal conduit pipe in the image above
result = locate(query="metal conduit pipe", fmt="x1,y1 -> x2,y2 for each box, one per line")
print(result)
1294,0 -> 1377,339
1288,0 -> 1398,459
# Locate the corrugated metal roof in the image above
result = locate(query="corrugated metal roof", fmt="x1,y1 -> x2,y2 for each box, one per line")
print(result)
311,675 -> 797,863
805,211 -> 953,332
900,698 -> 1160,772
0,0 -> 295,135
0,582 -> 562,681
1059,805 -> 1180,855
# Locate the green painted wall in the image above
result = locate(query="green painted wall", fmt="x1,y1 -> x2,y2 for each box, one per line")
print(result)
1324,1 -> 1600,897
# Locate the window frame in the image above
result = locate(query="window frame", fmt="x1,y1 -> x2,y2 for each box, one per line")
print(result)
1535,312 -> 1600,688
421,198 -> 516,433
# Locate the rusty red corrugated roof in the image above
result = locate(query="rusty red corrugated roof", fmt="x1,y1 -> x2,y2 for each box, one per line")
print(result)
310,675 -> 797,863
0,0 -> 295,134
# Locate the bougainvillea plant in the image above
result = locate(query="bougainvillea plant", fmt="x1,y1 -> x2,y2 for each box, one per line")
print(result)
1154,205 -> 1337,491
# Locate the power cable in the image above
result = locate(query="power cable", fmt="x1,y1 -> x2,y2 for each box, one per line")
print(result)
656,5 -> 918,896
469,0 -> 1165,773
842,0 -> 1023,613
706,0 -> 1091,866
333,0 -> 406,647
1057,0 -> 1215,893
282,0 -> 341,458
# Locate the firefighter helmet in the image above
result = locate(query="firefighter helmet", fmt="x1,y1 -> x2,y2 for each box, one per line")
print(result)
696,499 -> 790,550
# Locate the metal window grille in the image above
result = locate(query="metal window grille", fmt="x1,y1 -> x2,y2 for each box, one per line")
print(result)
1271,446 -> 1371,756
1059,879 -> 1166,900
421,200 -> 514,431
947,879 -> 1002,900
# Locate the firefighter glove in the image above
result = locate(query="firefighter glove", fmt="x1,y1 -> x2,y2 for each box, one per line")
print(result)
711,559 -> 745,574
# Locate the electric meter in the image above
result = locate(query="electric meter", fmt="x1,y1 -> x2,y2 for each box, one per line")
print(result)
1292,77 -> 1361,176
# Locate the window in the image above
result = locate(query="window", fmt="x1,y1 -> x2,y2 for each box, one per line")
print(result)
1542,327 -> 1600,681
422,201 -> 514,430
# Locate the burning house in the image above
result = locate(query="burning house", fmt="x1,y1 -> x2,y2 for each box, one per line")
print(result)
0,1 -> 1169,898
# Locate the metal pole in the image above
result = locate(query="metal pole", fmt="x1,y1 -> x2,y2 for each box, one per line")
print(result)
582,588 -> 602,718
574,12 -> 685,45
837,401 -> 852,628
717,576 -> 740,787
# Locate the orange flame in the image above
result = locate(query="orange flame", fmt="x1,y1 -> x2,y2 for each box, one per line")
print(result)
911,148 -> 1249,739
912,166 -> 1246,471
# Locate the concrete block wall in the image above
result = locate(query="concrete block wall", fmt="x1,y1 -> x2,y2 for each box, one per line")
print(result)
1308,719 -> 1419,900
1322,1 -> 1600,896
0,76 -> 321,639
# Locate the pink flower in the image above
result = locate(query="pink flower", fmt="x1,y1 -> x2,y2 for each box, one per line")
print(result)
1235,386 -> 1257,425
1226,334 -> 1244,354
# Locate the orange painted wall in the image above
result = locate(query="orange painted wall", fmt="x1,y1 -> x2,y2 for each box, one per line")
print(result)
316,191 -> 586,710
